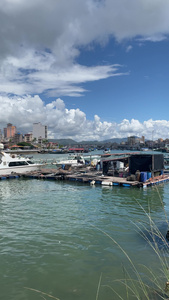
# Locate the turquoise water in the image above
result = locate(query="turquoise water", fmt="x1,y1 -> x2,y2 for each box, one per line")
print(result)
0,152 -> 169,299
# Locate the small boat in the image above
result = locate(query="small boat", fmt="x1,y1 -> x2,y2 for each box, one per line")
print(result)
0,151 -> 42,175
48,149 -> 67,154
54,154 -> 85,167
103,148 -> 110,154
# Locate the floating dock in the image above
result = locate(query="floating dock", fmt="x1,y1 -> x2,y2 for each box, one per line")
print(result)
1,167 -> 169,188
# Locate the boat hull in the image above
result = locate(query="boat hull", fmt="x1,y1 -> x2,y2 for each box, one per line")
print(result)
0,165 -> 41,176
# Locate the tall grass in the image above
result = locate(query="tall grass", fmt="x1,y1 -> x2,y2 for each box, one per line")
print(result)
24,287 -> 61,300
25,186 -> 169,299
92,186 -> 169,299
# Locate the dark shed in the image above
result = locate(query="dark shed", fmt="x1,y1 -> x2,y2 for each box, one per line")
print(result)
129,154 -> 164,174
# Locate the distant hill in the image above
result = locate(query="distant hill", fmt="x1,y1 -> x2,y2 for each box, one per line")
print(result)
48,139 -> 77,146
102,138 -> 127,144
48,137 -> 127,146
78,138 -> 127,145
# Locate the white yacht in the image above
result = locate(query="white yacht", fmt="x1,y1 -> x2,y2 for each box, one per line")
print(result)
0,151 -> 42,175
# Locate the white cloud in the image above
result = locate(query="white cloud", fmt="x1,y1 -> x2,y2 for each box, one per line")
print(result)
1,0 -> 169,140
126,45 -> 132,52
0,0 -> 169,97
118,119 -> 143,134
1,95 -> 169,141
0,49 -> 124,97
137,35 -> 167,42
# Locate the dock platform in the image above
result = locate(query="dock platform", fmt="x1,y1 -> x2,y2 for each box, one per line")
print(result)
1,166 -> 169,188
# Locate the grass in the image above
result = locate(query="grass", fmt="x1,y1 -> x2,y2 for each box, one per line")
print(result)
92,224 -> 169,299
25,186 -> 169,299
24,287 -> 61,300
92,185 -> 169,299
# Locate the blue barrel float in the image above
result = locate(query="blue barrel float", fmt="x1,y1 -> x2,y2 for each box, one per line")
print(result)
147,172 -> 152,179
96,164 -> 100,171
140,172 -> 147,182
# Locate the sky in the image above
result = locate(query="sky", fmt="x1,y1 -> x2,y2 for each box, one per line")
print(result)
1,0 -> 169,141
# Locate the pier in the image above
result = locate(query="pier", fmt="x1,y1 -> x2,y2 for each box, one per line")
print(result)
1,165 -> 169,188
0,150 -> 167,188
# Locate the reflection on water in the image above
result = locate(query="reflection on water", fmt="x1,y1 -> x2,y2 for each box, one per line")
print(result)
0,170 -> 169,299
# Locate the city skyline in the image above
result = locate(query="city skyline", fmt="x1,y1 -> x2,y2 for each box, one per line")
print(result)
1,122 -> 47,141
1,0 -> 169,141
1,122 -> 169,146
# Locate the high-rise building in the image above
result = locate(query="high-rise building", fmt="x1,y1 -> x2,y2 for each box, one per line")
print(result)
33,122 -> 47,140
4,123 -> 16,138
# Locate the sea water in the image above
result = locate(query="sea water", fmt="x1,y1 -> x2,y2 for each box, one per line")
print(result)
0,152 -> 169,300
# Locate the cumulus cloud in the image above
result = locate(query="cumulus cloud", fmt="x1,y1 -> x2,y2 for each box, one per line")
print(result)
1,95 -> 169,141
0,0 -> 127,97
1,0 -> 169,140
1,0 -> 169,97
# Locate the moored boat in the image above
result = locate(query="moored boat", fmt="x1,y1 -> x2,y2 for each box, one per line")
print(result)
53,154 -> 86,167
0,151 -> 42,175
103,148 -> 110,154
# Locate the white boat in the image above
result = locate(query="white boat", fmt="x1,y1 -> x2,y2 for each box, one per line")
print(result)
54,154 -> 85,167
104,148 -> 110,154
0,151 -> 42,175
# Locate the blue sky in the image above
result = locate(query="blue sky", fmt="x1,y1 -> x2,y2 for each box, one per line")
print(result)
1,0 -> 169,141
71,39 -> 169,122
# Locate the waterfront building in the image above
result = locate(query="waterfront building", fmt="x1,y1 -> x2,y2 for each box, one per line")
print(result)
24,133 -> 33,143
13,132 -> 23,144
127,136 -> 136,146
33,122 -> 48,140
141,136 -> 145,143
